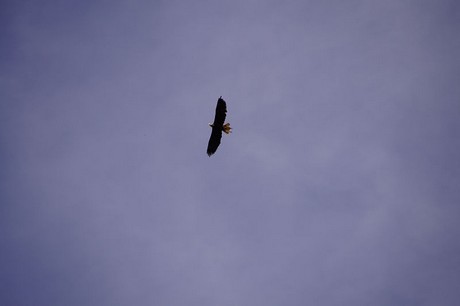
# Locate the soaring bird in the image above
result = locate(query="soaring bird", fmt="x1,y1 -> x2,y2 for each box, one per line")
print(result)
207,96 -> 231,156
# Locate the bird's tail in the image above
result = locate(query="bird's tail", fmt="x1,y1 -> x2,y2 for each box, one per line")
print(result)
223,123 -> 232,134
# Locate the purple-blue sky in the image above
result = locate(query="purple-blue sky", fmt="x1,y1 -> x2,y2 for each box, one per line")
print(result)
1,0 -> 460,305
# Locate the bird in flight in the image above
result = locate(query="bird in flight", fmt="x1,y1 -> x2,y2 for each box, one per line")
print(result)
207,96 -> 231,156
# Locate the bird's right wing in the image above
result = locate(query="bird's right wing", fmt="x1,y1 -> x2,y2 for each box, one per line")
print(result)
213,97 -> 227,127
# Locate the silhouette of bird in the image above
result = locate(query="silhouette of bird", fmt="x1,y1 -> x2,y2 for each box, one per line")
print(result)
207,96 -> 231,156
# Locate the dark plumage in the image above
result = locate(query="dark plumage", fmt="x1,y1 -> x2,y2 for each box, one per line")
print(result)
207,96 -> 231,156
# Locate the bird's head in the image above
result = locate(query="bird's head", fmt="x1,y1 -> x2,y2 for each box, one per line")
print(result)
208,123 -> 214,128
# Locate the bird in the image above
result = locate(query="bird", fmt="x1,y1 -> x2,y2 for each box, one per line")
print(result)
207,96 -> 231,156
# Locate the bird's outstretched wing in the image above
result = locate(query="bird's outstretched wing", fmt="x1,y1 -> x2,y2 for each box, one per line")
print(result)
213,97 -> 227,127
207,126 -> 222,156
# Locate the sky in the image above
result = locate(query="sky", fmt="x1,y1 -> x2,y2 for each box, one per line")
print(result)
1,0 -> 460,305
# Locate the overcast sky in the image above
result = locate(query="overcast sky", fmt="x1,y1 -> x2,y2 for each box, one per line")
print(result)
1,0 -> 460,305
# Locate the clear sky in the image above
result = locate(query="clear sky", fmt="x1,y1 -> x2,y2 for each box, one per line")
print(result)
1,0 -> 460,305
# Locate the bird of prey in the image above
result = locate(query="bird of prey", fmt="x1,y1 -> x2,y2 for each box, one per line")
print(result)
207,96 -> 231,156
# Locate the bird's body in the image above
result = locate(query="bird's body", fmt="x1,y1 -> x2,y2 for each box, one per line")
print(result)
207,97 -> 231,156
